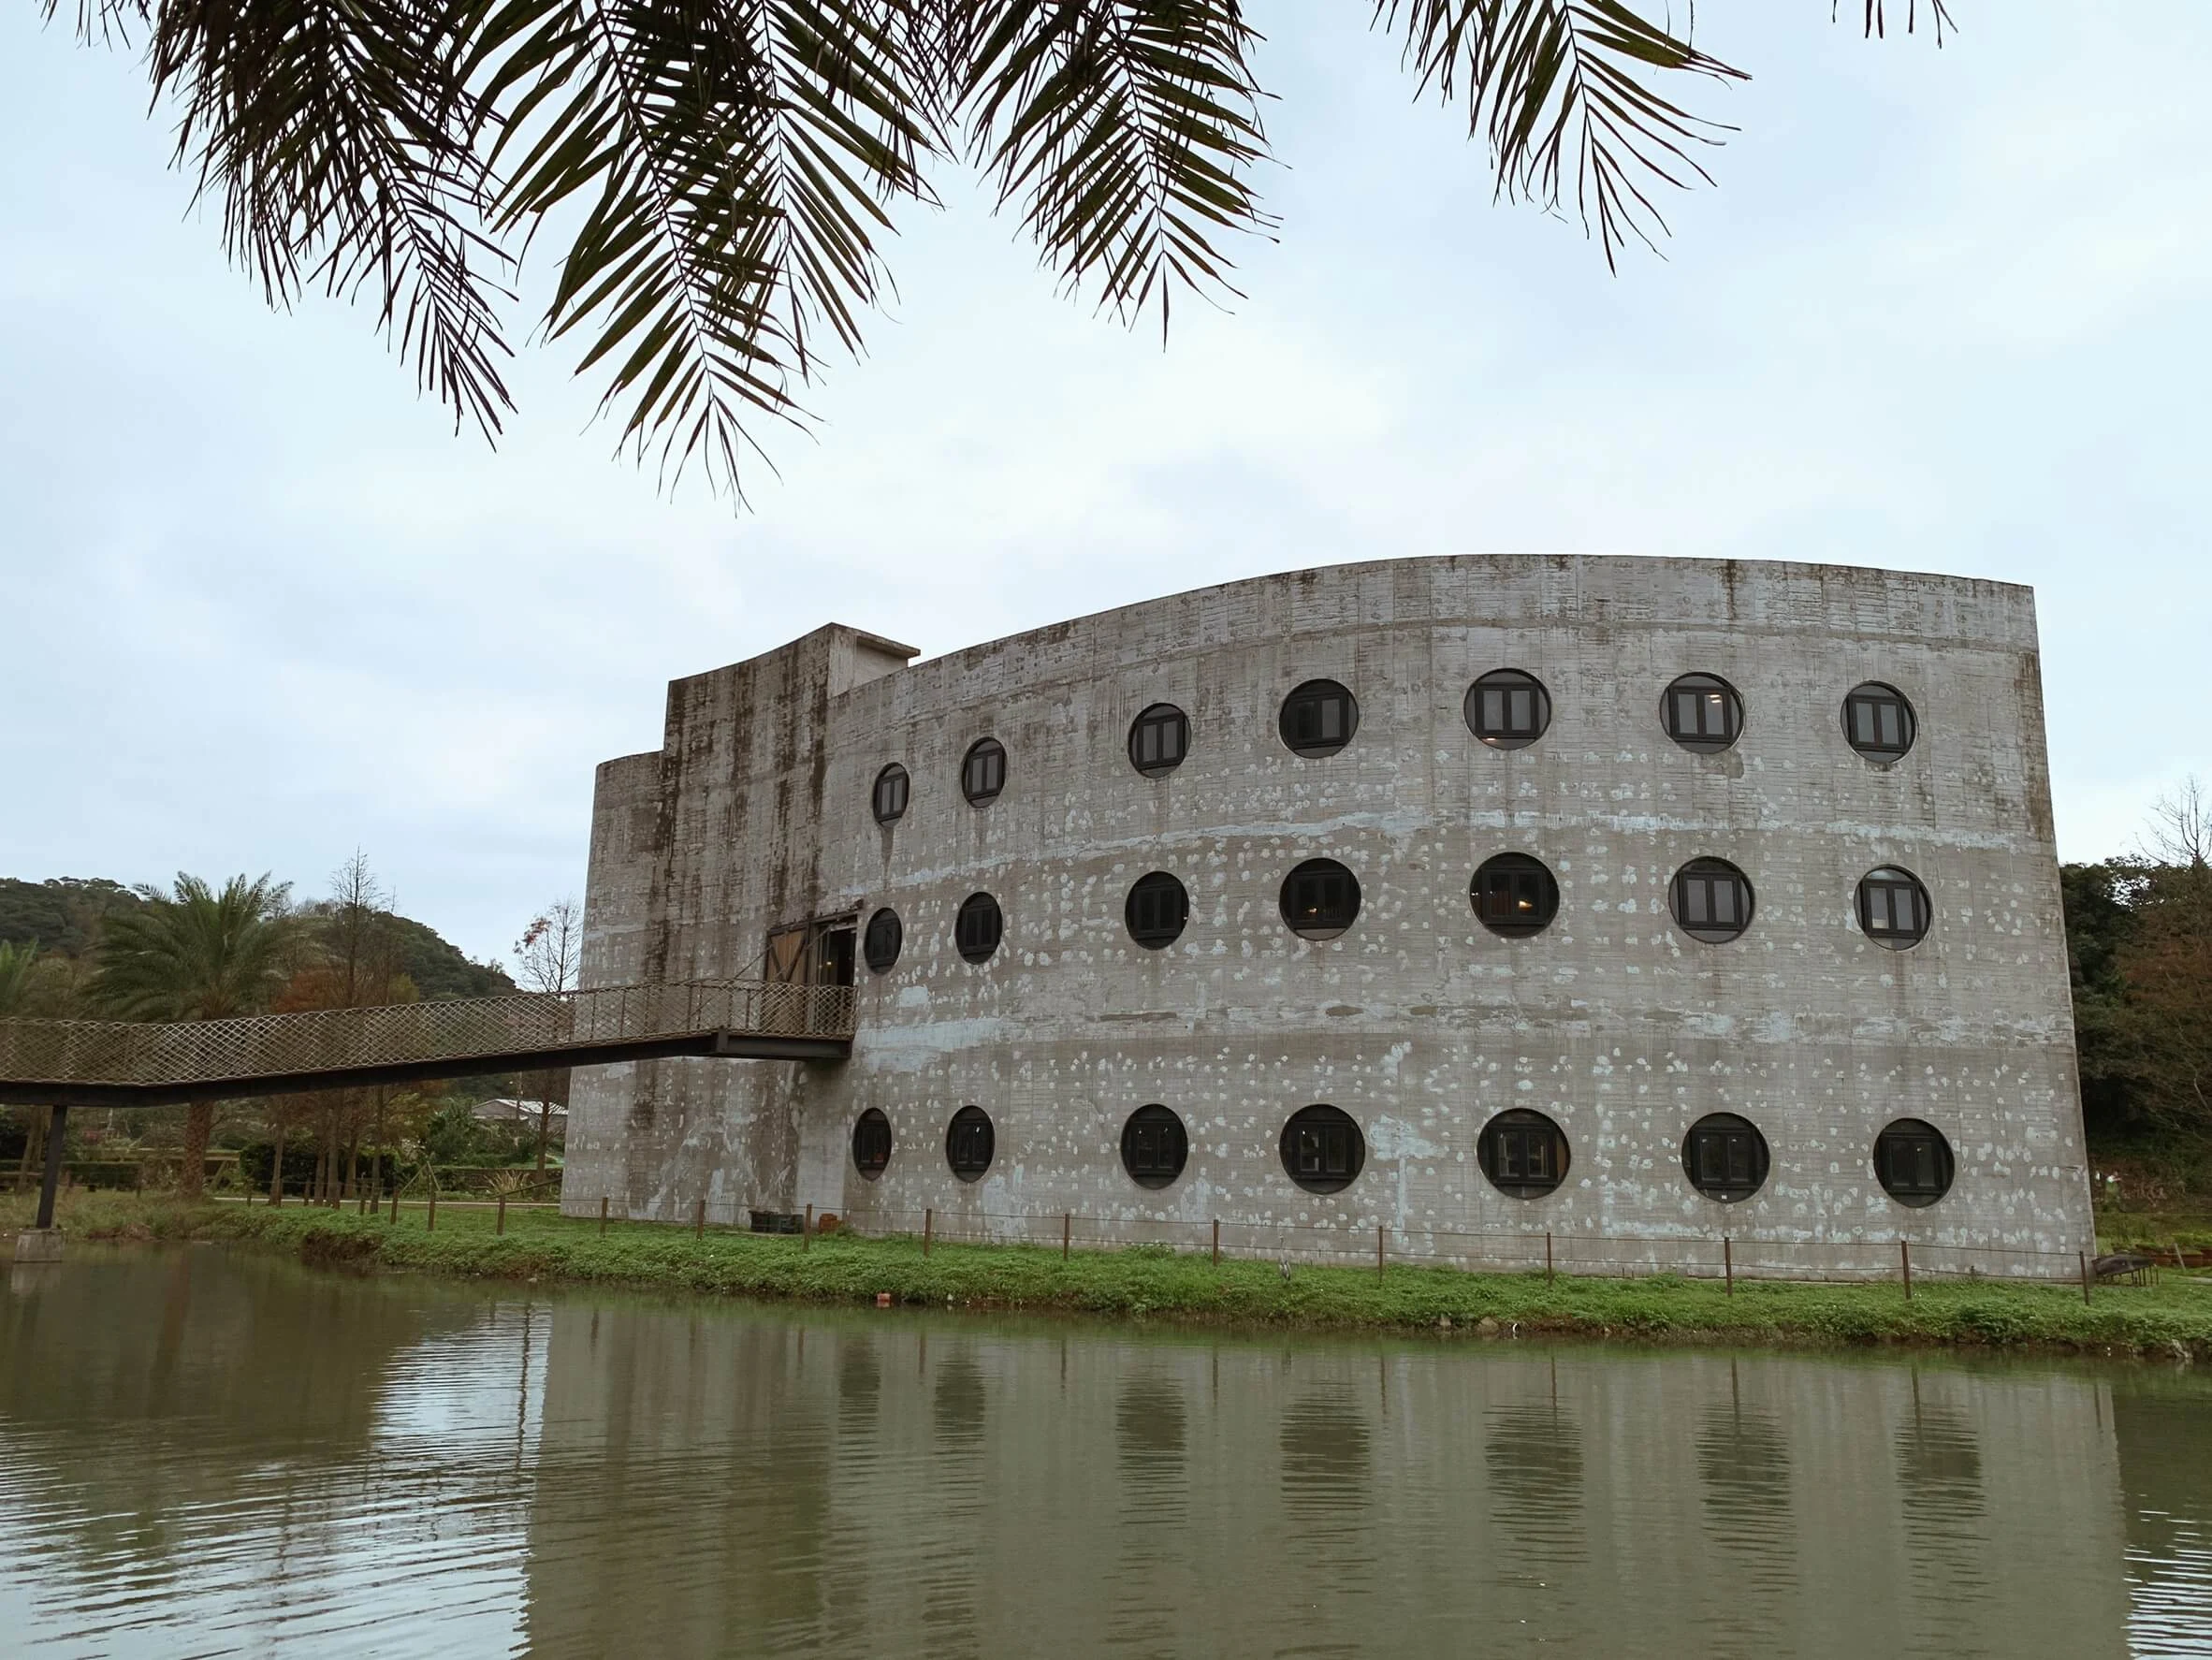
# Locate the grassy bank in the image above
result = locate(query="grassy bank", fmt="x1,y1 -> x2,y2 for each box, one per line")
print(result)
9,1190 -> 2212,1359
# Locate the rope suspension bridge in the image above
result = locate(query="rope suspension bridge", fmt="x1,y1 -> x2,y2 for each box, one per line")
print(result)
0,978 -> 854,1248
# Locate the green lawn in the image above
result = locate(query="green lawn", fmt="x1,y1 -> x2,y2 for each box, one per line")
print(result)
8,1188 -> 2210,1359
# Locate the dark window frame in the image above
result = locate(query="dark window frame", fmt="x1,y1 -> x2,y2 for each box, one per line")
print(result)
1857,866 -> 1930,949
1278,679 -> 1360,758
1842,682 -> 1917,761
1280,858 -> 1361,941
1873,1117 -> 1954,1207
1662,674 -> 1744,753
851,1108 -> 893,1179
1671,859 -> 1755,944
1477,1109 -> 1571,1199
1279,1104 -> 1364,1194
863,908 -> 902,974
1125,871 -> 1190,949
1473,852 -> 1560,937
961,737 -> 1006,806
946,1105 -> 996,1181
1128,704 -> 1190,778
1120,1104 -> 1188,1189
953,892 -> 1003,963
1681,1113 -> 1770,1203
1465,669 -> 1552,750
872,764 -> 910,825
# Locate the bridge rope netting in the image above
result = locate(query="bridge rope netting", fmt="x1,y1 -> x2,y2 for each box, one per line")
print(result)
0,979 -> 854,1105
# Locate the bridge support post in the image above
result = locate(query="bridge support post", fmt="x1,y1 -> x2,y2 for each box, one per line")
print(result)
15,1106 -> 68,1263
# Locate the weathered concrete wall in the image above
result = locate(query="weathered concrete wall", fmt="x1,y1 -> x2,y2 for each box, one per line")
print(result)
565,557 -> 2092,1272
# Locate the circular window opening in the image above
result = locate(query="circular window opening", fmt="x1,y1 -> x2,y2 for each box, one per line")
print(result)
1128,704 -> 1190,777
1465,669 -> 1551,750
851,1108 -> 893,1179
1671,858 -> 1755,944
1873,1117 -> 1954,1208
1279,679 -> 1359,758
1472,852 -> 1560,937
863,908 -> 903,973
871,763 -> 910,825
1477,1109 -> 1570,1199
1857,866 -> 1930,949
1120,1104 -> 1188,1189
1280,1104 -> 1364,1194
1681,1113 -> 1770,1203
953,892 -> 1003,964
1280,858 -> 1361,941
961,737 -> 1006,806
946,1105 -> 996,1182
1662,674 -> 1744,753
1843,682 -> 1916,762
1125,871 -> 1189,949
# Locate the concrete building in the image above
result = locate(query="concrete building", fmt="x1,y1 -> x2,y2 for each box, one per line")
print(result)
562,555 -> 2093,1274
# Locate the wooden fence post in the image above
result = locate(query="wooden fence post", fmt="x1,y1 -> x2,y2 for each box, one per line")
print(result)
2080,1249 -> 2092,1304
924,1208 -> 933,1259
600,1195 -> 609,1236
694,1198 -> 706,1240
1376,1225 -> 1386,1278
427,1187 -> 436,1232
388,1189 -> 399,1225
1211,1218 -> 1219,1266
1062,1213 -> 1070,1261
1545,1231 -> 1554,1286
1900,1239 -> 1913,1301
1724,1236 -> 1734,1296
805,1203 -> 814,1251
496,1193 -> 507,1236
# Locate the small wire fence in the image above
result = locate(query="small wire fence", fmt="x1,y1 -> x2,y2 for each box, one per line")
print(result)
570,1194 -> 2139,1293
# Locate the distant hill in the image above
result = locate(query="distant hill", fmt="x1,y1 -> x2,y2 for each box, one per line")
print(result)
0,877 -> 514,1002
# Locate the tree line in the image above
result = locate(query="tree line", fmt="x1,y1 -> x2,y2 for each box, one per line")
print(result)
0,860 -> 579,1203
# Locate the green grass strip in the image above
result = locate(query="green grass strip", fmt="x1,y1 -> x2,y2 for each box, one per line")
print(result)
8,1190 -> 2210,1360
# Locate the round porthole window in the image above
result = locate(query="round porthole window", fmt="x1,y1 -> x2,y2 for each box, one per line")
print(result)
1465,669 -> 1551,750
1873,1118 -> 1954,1208
1280,1104 -> 1364,1194
1477,1109 -> 1570,1199
851,1108 -> 892,1179
1843,682 -> 1916,762
954,893 -> 1003,964
1857,866 -> 1930,949
1128,704 -> 1190,777
1662,674 -> 1743,753
1279,679 -> 1359,758
961,737 -> 1006,806
1472,853 -> 1560,937
1120,1104 -> 1188,1189
871,764 -> 910,824
1681,1113 -> 1769,1203
1125,871 -> 1189,949
946,1106 -> 996,1182
1280,858 -> 1361,941
863,908 -> 902,973
1671,858 -> 1755,944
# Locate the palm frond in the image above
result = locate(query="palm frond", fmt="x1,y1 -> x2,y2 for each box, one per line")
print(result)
473,0 -> 933,494
957,0 -> 1274,335
138,0 -> 517,436
1375,0 -> 1745,268
91,874 -> 296,1022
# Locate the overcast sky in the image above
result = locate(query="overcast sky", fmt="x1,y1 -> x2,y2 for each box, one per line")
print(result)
2,5 -> 2205,968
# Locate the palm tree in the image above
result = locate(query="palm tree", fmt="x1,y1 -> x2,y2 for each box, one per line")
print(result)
0,940 -> 38,1017
90,874 -> 296,1201
43,0 -> 1947,501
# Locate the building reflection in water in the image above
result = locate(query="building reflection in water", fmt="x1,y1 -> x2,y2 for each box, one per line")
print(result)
2,1251 -> 2201,1659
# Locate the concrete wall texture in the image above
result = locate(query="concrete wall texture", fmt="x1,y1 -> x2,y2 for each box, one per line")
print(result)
562,555 -> 2093,1274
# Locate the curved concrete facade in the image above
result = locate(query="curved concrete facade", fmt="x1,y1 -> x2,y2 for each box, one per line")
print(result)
564,556 -> 2092,1273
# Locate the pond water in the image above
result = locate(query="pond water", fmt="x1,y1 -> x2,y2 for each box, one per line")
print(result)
0,1246 -> 2207,1658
